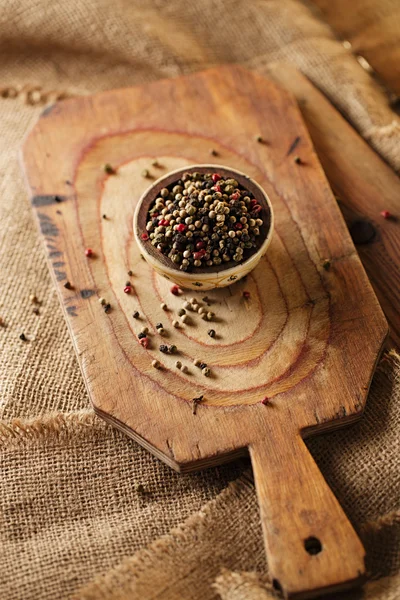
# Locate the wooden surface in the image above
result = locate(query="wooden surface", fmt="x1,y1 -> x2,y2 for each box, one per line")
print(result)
22,66 -> 388,599
267,63 -> 400,351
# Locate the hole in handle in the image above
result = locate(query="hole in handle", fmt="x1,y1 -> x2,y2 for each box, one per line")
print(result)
304,536 -> 322,555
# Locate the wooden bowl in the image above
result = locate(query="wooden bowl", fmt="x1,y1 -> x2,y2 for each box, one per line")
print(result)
133,164 -> 274,290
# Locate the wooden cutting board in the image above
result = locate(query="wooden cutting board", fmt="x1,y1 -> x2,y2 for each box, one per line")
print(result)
22,66 -> 387,599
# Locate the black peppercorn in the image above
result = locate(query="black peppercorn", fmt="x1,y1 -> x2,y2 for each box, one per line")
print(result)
133,311 -> 140,319
159,344 -> 168,353
199,362 -> 207,369
208,329 -> 216,338
138,332 -> 146,339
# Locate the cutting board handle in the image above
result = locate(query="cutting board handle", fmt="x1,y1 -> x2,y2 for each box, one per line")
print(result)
249,432 -> 365,598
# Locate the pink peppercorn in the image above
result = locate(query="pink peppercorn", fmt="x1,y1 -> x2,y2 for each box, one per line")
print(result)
176,223 -> 187,232
170,285 -> 180,296
196,241 -> 205,249
193,250 -> 205,260
252,205 -> 262,213
235,222 -> 243,230
262,397 -> 270,405
381,210 -> 391,219
250,199 -> 257,207
214,184 -> 222,193
139,337 -> 149,348
212,173 -> 221,182
231,192 -> 240,201
85,248 -> 93,257
141,232 -> 149,241
243,291 -> 250,299
124,286 -> 131,294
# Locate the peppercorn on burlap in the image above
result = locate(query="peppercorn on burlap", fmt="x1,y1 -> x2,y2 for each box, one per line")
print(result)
1,1 -> 399,599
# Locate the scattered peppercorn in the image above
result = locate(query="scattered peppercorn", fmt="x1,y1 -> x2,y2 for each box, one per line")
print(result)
143,171 -> 265,270
161,303 -> 168,310
102,214 -> 107,219
181,365 -> 188,374
33,307 -> 40,315
170,285 -> 180,295
104,303 -> 111,313
141,232 -> 149,241
294,156 -> 303,164
208,329 -> 216,338
152,359 -> 160,369
181,314 -> 189,324
156,323 -> 163,329
19,333 -> 27,341
159,344 -> 168,353
124,285 -> 132,294
206,312 -> 214,321
140,327 -> 149,335
99,297 -> 106,305
139,337 -> 149,348
175,360 -> 182,369
262,397 -> 270,405
202,367 -> 211,377
193,358 -> 202,367
141,169 -> 150,178
183,301 -> 192,310
128,270 -> 133,276
172,320 -> 180,328
243,291 -> 250,299
158,327 -> 165,335
133,311 -> 140,319
381,210 -> 392,219
104,163 -> 116,175
138,332 -> 146,339
322,259 -> 331,271
256,135 -> 265,144
199,362 -> 207,369
0,317 -> 4,326
168,344 -> 177,354
29,294 -> 39,304
85,248 -> 94,257
210,149 -> 218,156
64,281 -> 72,290
178,308 -> 186,316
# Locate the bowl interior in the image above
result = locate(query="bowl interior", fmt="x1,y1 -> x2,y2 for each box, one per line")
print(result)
134,165 -> 273,275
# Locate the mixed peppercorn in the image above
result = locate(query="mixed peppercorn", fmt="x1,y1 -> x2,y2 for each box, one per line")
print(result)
144,171 -> 264,270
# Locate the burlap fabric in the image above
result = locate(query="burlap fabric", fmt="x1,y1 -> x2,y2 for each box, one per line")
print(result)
1,1 -> 399,599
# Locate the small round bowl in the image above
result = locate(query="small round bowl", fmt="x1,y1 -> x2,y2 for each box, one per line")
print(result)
134,165 -> 274,291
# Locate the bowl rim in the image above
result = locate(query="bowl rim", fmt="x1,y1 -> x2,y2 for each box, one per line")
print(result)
133,164 -> 274,282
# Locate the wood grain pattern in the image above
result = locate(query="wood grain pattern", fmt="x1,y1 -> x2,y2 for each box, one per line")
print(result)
266,63 -> 400,351
22,66 -> 387,599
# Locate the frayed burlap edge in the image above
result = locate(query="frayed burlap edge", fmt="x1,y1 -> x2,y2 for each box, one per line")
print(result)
0,410 -> 106,447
